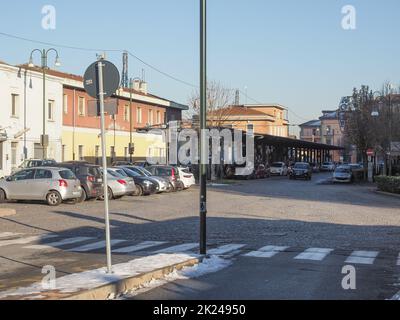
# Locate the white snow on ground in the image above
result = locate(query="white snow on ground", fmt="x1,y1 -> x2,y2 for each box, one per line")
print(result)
0,253 -> 199,299
120,255 -> 232,299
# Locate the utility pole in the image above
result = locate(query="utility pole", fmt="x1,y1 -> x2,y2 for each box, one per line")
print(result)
199,0 -> 207,255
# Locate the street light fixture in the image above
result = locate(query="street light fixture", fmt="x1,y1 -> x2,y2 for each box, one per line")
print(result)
28,48 -> 61,159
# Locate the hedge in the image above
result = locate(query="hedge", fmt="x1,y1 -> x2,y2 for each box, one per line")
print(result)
375,176 -> 400,195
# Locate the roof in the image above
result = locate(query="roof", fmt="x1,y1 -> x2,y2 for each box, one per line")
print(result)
209,106 -> 274,117
299,120 -> 321,127
238,104 -> 287,111
320,110 -> 338,120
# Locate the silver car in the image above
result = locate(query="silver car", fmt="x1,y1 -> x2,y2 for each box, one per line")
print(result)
333,167 -> 353,184
0,167 -> 82,206
106,170 -> 136,199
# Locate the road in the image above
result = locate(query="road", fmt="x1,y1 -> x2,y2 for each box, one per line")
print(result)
1,173 -> 400,299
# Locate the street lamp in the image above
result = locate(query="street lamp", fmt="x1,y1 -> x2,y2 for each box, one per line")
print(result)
28,48 -> 61,159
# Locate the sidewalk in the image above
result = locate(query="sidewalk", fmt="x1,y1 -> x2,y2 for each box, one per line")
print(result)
0,253 -> 201,300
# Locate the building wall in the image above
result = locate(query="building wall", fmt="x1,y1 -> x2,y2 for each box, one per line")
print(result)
0,64 -> 63,177
320,118 -> 344,162
300,127 -> 322,143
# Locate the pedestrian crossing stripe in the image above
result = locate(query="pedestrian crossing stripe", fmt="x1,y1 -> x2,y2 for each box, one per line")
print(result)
24,237 -> 95,250
345,251 -> 379,265
153,243 -> 199,254
0,234 -> 58,248
68,240 -> 126,252
113,241 -> 166,254
208,244 -> 246,255
294,248 -> 334,261
244,246 -> 289,258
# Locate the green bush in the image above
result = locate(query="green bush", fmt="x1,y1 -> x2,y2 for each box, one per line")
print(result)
375,176 -> 400,194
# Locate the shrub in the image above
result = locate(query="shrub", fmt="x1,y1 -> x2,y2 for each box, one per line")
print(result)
375,176 -> 400,194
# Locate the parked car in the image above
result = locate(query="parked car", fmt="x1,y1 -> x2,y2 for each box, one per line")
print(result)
310,162 -> 320,173
111,161 -> 133,167
55,162 -> 103,202
270,162 -> 289,176
120,166 -> 171,193
289,162 -> 313,180
177,167 -> 196,188
321,162 -> 336,172
12,159 -> 57,174
117,167 -> 158,196
333,166 -> 353,184
0,167 -> 82,206
147,165 -> 184,191
105,170 -> 136,198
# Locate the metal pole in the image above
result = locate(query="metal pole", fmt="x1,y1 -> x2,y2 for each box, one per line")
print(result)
23,70 -> 27,160
199,0 -> 207,255
98,59 -> 113,273
129,79 -> 133,164
42,50 -> 47,159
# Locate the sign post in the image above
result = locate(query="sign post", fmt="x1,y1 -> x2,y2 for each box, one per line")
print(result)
84,58 -> 120,274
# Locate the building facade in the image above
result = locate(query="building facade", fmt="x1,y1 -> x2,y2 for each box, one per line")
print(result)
299,120 -> 322,143
0,62 -> 63,177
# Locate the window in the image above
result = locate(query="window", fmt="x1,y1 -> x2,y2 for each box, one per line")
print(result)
157,111 -> 161,124
137,107 -> 142,123
59,170 -> 76,180
124,105 -> 130,121
63,94 -> 68,114
48,100 -> 55,121
35,169 -> 53,180
11,94 -> 20,117
12,169 -> 35,181
78,97 -> 86,116
148,109 -> 153,125
110,146 -> 116,160
78,145 -> 84,161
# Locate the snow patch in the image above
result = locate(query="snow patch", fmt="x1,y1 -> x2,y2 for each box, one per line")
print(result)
0,253 -> 198,299
121,255 -> 232,299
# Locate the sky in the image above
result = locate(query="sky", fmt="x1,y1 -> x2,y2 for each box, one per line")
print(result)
1,0 -> 400,135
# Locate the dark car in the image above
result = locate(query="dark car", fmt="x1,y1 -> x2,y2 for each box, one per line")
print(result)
147,165 -> 184,192
112,161 -> 133,167
55,162 -> 103,202
120,166 -> 172,193
289,162 -> 313,180
117,167 -> 158,196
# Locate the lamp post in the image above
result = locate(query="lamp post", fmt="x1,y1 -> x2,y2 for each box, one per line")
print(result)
129,78 -> 141,163
28,49 -> 61,159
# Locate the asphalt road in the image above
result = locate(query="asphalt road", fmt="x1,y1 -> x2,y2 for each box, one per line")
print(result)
1,173 -> 400,299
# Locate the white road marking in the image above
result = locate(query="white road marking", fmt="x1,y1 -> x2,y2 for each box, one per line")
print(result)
0,235 -> 57,248
397,253 -> 400,266
0,232 -> 21,239
113,241 -> 166,254
244,246 -> 289,258
24,237 -> 95,250
68,240 -> 126,252
345,251 -> 379,265
154,243 -> 198,254
294,248 -> 334,261
208,244 -> 246,255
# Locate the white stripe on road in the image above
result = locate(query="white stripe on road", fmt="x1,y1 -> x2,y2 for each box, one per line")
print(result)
397,253 -> 400,266
0,235 -> 57,248
345,251 -> 379,265
0,232 -> 21,239
154,243 -> 198,254
294,248 -> 334,261
208,244 -> 246,255
244,246 -> 289,258
113,241 -> 166,254
68,240 -> 126,252
24,237 -> 95,250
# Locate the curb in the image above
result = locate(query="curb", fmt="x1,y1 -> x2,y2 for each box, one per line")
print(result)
0,209 -> 16,217
63,256 -> 202,300
373,189 -> 400,199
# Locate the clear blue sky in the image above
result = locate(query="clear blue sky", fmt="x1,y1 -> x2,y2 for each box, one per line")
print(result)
1,0 -> 400,133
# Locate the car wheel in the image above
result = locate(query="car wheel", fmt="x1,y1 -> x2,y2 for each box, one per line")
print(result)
46,191 -> 62,207
0,189 -> 6,203
107,187 -> 114,200
135,185 -> 144,197
77,189 -> 87,203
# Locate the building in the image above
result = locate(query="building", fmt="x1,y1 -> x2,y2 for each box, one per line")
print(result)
0,61 -> 64,177
208,104 -> 290,137
299,120 -> 322,143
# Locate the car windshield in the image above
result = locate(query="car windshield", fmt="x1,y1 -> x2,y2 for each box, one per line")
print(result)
124,168 -> 141,177
141,168 -> 153,176
336,168 -> 351,173
271,163 -> 283,167
108,170 -> 121,178
126,167 -> 146,176
294,164 -> 308,169
59,170 -> 76,180
115,169 -> 128,177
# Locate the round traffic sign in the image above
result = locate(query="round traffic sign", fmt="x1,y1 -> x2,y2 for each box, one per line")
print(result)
83,60 -> 120,99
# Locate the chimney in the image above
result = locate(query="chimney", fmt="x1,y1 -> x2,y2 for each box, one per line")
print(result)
139,81 -> 148,95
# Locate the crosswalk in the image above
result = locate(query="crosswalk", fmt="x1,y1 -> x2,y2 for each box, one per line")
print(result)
0,232 -> 399,267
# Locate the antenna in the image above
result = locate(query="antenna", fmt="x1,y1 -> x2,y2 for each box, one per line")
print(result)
235,89 -> 240,105
121,51 -> 129,88
141,68 -> 146,82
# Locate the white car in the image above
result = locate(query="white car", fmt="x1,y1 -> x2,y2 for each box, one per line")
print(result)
270,162 -> 288,176
178,167 -> 196,189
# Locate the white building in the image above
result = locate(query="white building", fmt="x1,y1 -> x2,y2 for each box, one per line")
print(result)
0,61 -> 63,177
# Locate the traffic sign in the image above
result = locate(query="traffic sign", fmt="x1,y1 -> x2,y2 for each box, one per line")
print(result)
83,60 -> 120,99
367,149 -> 374,156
